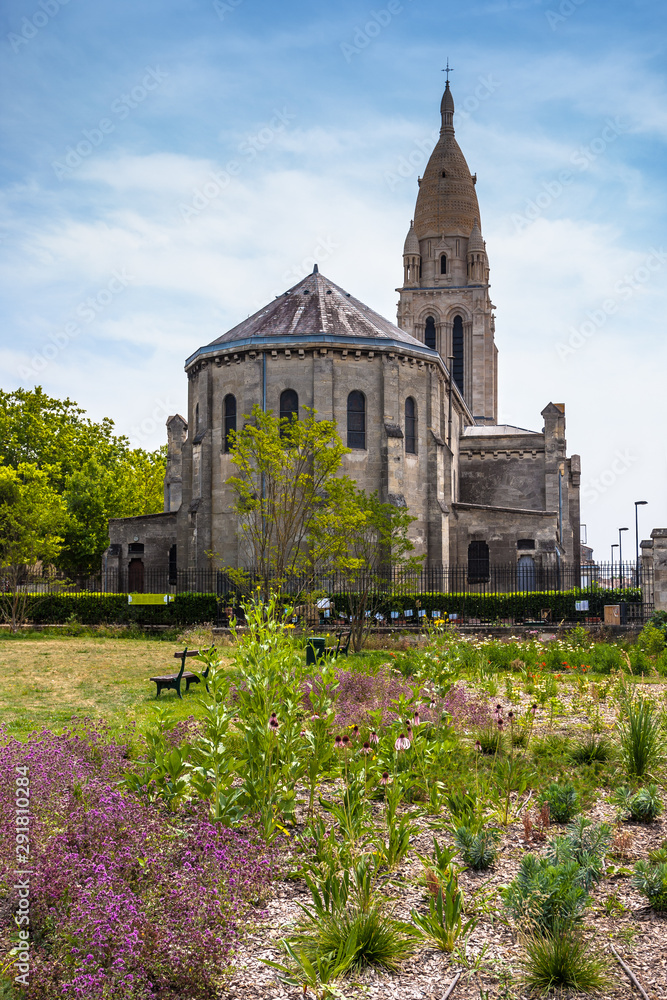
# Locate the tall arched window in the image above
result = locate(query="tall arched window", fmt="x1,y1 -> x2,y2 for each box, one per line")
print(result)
279,389 -> 299,423
452,314 -> 464,393
424,315 -> 436,350
468,540 -> 490,584
195,403 -> 200,432
440,254 -> 447,275
405,397 -> 417,454
347,391 -> 366,449
223,393 -> 236,453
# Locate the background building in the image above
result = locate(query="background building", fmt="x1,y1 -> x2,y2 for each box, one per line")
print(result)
107,82 -> 581,589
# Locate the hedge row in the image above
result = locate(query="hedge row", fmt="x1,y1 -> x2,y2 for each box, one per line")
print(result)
330,588 -> 642,622
18,592 -> 218,626
15,586 -> 642,626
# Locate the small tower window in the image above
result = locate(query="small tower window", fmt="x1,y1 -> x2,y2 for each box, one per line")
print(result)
223,393 -> 236,453
424,316 -> 436,350
452,314 -> 464,393
347,391 -> 366,449
405,397 -> 417,454
279,389 -> 299,423
195,403 -> 200,432
440,254 -> 447,275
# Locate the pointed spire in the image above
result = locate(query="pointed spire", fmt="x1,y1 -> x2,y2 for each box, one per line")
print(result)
440,81 -> 455,134
312,263 -> 319,274
403,220 -> 420,255
467,217 -> 485,252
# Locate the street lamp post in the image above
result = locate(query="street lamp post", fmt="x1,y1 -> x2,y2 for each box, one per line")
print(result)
611,544 -> 619,590
618,527 -> 629,591
635,501 -> 648,589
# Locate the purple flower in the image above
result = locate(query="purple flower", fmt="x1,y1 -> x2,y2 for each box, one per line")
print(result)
395,733 -> 411,751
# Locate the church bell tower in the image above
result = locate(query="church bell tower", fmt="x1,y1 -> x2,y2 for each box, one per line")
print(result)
397,79 -> 498,424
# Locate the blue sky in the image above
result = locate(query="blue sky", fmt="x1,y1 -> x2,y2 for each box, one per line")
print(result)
1,0 -> 665,559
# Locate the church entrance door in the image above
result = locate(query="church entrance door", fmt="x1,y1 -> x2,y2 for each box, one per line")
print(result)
128,559 -> 145,593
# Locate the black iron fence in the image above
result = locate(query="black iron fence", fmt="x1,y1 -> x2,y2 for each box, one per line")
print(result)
6,561 -> 655,626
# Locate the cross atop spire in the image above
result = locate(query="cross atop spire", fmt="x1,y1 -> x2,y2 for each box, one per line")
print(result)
442,58 -> 454,83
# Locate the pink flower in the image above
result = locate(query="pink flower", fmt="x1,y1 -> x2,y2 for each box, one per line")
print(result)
394,733 -> 411,751
334,735 -> 343,749
360,742 -> 371,754
369,731 -> 380,745
413,711 -> 421,726
380,771 -> 390,785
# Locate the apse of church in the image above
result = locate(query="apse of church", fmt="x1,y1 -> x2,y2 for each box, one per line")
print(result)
106,81 -> 581,584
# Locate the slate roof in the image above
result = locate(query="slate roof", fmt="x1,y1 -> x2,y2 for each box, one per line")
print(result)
186,269 -> 438,366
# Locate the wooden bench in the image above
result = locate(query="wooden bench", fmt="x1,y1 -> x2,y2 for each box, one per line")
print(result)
149,647 -> 209,699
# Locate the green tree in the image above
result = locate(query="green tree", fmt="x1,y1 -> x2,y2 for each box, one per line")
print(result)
0,464 -> 65,630
312,483 -> 422,651
226,405 -> 350,598
0,388 -> 166,575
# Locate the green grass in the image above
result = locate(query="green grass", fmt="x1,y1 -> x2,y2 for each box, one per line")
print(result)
0,635 -> 230,738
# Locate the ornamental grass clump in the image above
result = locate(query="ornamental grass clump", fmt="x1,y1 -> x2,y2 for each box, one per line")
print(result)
519,929 -> 612,996
0,723 -> 272,999
454,825 -> 500,871
618,694 -> 665,778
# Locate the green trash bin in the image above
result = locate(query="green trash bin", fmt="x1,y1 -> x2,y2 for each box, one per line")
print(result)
306,636 -> 327,666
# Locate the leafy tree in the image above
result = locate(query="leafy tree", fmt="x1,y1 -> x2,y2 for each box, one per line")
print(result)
0,387 -> 166,575
312,484 -> 423,651
226,406 -> 422,647
0,464 -> 65,630
225,404 -> 350,598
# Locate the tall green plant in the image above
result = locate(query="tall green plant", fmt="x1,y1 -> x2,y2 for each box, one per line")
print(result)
618,694 -> 665,778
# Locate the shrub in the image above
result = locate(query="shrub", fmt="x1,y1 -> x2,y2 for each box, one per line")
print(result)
501,854 -> 589,934
539,781 -> 579,823
569,733 -> 612,765
545,816 -> 612,889
454,825 -> 500,871
618,695 -> 665,777
614,784 -> 662,823
520,930 -> 612,995
631,860 -> 667,911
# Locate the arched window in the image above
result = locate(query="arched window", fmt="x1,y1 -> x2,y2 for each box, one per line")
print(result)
517,555 -> 536,593
452,314 -> 464,393
279,388 -> 299,423
440,254 -> 447,275
424,315 -> 436,350
405,397 -> 416,454
468,540 -> 490,584
347,391 -> 366,449
195,403 -> 200,432
223,394 -> 236,453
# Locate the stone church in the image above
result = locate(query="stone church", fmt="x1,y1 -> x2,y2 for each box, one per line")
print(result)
107,81 -> 581,590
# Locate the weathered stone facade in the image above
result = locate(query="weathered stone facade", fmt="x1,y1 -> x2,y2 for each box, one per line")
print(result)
106,82 -> 582,589
641,529 -> 667,612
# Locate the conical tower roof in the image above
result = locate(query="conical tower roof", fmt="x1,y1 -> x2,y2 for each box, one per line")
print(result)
467,217 -> 485,252
414,82 -> 481,239
403,221 -> 420,255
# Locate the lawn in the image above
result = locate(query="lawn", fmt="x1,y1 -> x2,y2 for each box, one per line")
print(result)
0,631 -> 228,737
